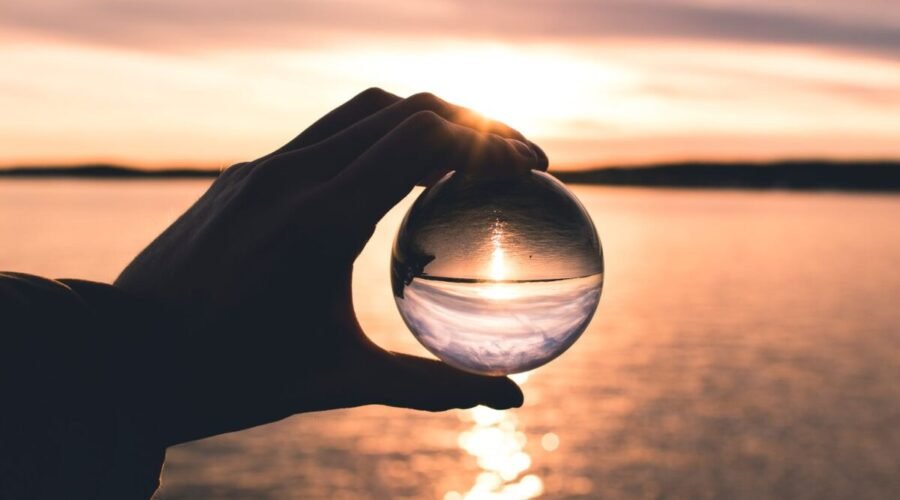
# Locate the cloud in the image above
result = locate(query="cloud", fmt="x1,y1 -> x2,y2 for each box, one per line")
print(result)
2,0 -> 899,58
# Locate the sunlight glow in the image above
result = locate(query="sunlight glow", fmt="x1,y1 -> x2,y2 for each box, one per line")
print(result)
1,38 -> 899,167
480,220 -> 518,300
298,41 -> 638,137
489,227 -> 507,281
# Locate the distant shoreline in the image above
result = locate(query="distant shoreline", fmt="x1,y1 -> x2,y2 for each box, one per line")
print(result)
0,165 -> 220,179
2,160 -> 900,192
554,160 -> 900,192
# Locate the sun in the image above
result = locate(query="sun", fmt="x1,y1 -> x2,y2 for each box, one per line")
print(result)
397,45 -> 589,134
324,41 -> 633,137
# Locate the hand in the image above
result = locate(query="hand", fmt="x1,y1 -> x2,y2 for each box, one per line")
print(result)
115,88 -> 548,446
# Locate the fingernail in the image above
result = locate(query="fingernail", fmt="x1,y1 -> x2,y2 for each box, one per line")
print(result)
508,139 -> 538,162
526,140 -> 549,167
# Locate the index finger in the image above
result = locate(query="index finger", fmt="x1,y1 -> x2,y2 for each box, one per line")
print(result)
322,111 -> 543,226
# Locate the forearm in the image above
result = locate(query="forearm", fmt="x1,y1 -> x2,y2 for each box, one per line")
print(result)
1,273 -> 169,499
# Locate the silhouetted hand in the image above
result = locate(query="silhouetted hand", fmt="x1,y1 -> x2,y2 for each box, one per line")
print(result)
115,89 -> 548,446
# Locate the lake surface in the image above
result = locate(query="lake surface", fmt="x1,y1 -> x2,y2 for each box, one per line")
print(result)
2,179 -> 899,499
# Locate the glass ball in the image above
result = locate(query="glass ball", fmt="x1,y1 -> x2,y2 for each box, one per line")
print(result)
391,170 -> 604,375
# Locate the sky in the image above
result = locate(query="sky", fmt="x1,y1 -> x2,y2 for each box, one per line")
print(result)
2,0 -> 900,168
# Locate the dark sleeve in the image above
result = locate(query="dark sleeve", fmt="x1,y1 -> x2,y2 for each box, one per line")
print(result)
0,272 -> 170,500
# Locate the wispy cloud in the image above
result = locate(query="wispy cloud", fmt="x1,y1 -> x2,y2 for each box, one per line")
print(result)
1,1 -> 899,166
3,0 -> 899,58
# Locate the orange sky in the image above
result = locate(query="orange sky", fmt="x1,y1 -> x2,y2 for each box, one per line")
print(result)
1,0 -> 899,169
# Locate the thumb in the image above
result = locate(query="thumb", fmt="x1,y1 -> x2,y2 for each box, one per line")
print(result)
366,351 -> 524,412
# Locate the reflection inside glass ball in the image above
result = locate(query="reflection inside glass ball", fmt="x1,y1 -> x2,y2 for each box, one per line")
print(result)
391,170 -> 603,375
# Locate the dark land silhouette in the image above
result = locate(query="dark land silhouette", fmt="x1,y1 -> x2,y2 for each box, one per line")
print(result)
553,160 -> 900,192
0,164 -> 219,179
3,160 -> 900,192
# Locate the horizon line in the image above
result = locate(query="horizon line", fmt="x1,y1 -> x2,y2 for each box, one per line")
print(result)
2,157 -> 900,175
2,159 -> 900,192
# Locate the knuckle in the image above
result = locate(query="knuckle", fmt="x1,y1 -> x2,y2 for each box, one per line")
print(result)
215,161 -> 253,184
357,86 -> 391,103
241,162 -> 269,187
404,110 -> 447,136
406,91 -> 446,112
489,135 -> 520,161
243,156 -> 287,187
221,161 -> 249,176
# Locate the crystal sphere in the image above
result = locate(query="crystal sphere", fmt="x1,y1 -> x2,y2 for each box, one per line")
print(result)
391,170 -> 604,375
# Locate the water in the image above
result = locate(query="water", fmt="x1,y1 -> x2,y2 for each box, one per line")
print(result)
396,274 -> 603,375
2,179 -> 899,499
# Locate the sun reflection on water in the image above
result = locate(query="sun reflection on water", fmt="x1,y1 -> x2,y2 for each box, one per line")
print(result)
478,219 -> 520,301
489,220 -> 507,282
446,371 -> 549,500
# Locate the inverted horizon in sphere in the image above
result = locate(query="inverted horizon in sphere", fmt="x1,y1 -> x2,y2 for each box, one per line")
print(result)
392,170 -> 604,375
397,273 -> 603,375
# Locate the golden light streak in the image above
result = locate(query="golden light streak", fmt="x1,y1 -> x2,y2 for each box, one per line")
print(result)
480,220 -> 518,300
450,373 -> 546,500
